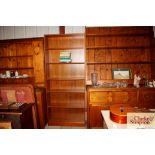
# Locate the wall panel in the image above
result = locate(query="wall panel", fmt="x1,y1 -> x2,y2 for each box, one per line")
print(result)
0,26 -> 60,40
48,26 -> 59,34
65,26 -> 85,34
0,27 -> 4,40
14,26 -> 25,39
36,26 -> 49,37
3,26 -> 15,39
25,26 -> 37,38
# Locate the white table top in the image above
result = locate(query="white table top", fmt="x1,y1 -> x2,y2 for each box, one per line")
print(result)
101,110 -> 155,129
101,110 -> 127,129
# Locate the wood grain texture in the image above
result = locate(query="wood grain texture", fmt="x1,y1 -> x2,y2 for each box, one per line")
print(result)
0,38 -> 44,87
86,27 -> 154,84
87,87 -> 155,128
44,34 -> 86,127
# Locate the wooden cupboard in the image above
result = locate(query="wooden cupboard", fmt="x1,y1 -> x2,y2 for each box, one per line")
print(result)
87,87 -> 155,128
44,34 -> 86,127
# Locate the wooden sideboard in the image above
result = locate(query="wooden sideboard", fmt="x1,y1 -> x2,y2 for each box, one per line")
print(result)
87,86 -> 155,128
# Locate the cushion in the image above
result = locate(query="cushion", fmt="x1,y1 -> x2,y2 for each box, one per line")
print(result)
0,84 -> 35,103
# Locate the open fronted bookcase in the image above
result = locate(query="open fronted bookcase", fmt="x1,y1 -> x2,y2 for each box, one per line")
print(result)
44,34 -> 86,126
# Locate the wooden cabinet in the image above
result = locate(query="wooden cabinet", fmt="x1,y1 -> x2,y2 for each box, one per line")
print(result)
85,27 -> 154,84
0,38 -> 45,87
44,34 -> 86,127
87,87 -> 155,128
88,87 -> 138,128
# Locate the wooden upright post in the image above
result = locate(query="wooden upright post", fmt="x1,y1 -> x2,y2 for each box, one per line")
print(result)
59,26 -> 65,34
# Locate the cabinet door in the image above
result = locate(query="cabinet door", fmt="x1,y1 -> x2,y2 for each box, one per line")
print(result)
89,105 -> 104,128
139,90 -> 155,109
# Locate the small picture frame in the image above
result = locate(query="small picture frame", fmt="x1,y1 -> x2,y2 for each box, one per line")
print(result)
112,68 -> 131,79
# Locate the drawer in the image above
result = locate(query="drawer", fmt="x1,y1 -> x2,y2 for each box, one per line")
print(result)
89,92 -> 110,104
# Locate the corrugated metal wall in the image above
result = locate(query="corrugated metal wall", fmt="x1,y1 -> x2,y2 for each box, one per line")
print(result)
0,26 -> 85,40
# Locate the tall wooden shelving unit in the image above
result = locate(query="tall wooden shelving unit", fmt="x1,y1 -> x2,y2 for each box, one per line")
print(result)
86,26 -> 154,84
0,38 -> 45,87
44,34 -> 86,126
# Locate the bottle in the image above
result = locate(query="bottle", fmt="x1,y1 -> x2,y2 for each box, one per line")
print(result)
10,70 -> 15,77
6,70 -> 11,78
15,71 -> 18,77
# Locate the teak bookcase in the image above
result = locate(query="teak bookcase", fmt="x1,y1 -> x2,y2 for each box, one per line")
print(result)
44,34 -> 86,126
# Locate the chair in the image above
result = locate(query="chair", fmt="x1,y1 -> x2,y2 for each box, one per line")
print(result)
0,84 -> 38,128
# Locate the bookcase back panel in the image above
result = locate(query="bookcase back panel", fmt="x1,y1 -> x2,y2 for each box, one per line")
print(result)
47,80 -> 85,90
47,36 -> 84,49
47,49 -> 84,63
48,92 -> 85,108
48,64 -> 85,78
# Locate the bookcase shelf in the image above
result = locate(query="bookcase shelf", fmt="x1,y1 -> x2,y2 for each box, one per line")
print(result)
47,62 -> 84,64
86,61 -> 155,65
47,89 -> 85,93
86,46 -> 151,49
44,34 -> 86,127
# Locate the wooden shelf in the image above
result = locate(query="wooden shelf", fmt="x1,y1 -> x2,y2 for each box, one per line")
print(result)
0,67 -> 34,70
0,77 -> 35,84
48,121 -> 85,127
86,33 -> 153,37
86,61 -> 154,64
48,105 -> 85,109
47,62 -> 84,64
86,46 -> 151,49
45,47 -> 84,50
0,55 -> 33,58
47,89 -> 85,93
46,77 -> 85,80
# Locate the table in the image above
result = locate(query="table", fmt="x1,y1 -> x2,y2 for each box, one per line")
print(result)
101,110 -> 155,129
101,110 -> 127,129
